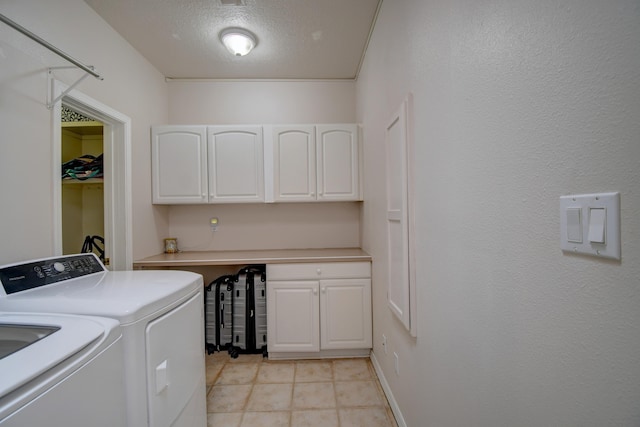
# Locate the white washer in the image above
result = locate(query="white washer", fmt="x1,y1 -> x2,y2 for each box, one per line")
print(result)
0,312 -> 126,426
0,254 -> 206,427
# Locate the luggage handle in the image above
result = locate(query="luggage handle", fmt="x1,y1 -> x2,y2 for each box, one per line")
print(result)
220,303 -> 225,328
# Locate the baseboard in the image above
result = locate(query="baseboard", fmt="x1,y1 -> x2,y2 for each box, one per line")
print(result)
370,351 -> 407,427
268,348 -> 370,360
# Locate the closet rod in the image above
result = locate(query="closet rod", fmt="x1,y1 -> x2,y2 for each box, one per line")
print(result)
0,13 -> 103,80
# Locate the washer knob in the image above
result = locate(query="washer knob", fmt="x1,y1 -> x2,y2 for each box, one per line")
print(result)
53,262 -> 65,272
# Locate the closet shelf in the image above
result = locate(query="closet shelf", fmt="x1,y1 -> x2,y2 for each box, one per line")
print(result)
62,178 -> 104,185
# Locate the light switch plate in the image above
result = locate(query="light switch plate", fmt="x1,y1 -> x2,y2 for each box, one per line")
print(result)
560,192 -> 620,260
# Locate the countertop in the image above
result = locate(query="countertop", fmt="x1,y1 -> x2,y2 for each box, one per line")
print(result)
133,248 -> 371,268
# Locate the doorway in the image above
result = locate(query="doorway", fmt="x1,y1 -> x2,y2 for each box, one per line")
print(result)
61,106 -> 105,261
51,78 -> 132,270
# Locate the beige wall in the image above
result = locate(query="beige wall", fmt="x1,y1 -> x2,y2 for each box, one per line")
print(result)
167,203 -> 360,252
0,0 -> 169,263
5,1 -> 638,424
165,80 -> 361,251
168,80 -> 356,124
0,2 -> 360,263
358,0 -> 640,426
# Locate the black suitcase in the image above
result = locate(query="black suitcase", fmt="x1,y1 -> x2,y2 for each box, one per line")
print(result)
252,268 -> 268,352
204,275 -> 235,354
230,265 -> 267,357
204,266 -> 267,358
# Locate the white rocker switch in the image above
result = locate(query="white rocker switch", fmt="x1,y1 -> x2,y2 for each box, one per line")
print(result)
566,208 -> 582,243
588,208 -> 606,244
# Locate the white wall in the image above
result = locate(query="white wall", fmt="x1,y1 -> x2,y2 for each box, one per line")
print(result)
167,203 -> 360,252
0,4 -> 360,263
358,0 -> 640,426
168,80 -> 356,125
0,0 -> 169,263
166,80 -> 361,251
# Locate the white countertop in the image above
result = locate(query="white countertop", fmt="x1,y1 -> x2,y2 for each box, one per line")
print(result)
133,248 -> 371,268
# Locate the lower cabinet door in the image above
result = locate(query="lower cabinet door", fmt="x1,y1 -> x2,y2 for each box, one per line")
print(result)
320,279 -> 372,350
267,281 -> 320,352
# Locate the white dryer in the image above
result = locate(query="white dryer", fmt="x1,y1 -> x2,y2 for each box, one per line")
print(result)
0,254 -> 206,427
0,313 -> 126,426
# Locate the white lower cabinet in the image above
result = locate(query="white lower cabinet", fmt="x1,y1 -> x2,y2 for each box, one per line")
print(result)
266,262 -> 372,358
266,281 -> 320,352
320,278 -> 371,349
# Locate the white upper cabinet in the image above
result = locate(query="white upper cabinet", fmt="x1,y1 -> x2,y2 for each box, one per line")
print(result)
207,126 -> 264,203
152,125 -> 264,204
272,124 -> 361,202
152,126 -> 208,204
272,125 -> 317,202
316,125 -> 361,201
153,123 -> 360,204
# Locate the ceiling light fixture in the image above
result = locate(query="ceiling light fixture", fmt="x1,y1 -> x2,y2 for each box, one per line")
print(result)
220,28 -> 257,56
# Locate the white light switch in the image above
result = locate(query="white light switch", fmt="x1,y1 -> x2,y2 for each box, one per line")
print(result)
588,208 -> 606,243
566,208 -> 582,243
559,192 -> 620,260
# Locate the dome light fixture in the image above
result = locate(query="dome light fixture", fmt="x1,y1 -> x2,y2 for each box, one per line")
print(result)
220,28 -> 257,56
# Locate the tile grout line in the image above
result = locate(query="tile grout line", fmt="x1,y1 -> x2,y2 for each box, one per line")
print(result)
238,367 -> 254,426
289,361 -> 297,427
330,359 -> 340,427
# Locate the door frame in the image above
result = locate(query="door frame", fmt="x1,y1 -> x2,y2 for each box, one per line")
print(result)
51,78 -> 132,270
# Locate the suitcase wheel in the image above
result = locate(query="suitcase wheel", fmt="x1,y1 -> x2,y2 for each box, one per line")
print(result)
228,346 -> 240,359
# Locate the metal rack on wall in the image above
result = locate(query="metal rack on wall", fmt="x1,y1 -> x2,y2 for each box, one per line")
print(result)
0,13 -> 104,108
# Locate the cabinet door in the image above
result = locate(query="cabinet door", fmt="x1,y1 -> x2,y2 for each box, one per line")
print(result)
152,126 -> 207,204
273,126 -> 316,202
207,126 -> 264,203
267,281 -> 320,352
320,278 -> 372,349
316,125 -> 360,201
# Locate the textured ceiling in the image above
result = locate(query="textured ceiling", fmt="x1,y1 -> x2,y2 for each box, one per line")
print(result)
83,0 -> 381,80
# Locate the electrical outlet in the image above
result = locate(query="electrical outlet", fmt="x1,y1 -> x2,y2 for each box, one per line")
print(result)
382,334 -> 387,354
210,217 -> 218,231
394,352 -> 399,375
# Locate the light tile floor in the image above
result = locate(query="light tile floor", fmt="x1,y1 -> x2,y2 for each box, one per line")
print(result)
206,352 -> 398,427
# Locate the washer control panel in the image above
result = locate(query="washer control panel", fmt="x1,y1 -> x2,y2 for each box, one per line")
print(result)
0,254 -> 106,295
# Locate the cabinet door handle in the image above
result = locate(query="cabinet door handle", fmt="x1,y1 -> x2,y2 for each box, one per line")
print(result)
321,287 -> 326,294
313,288 -> 318,295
